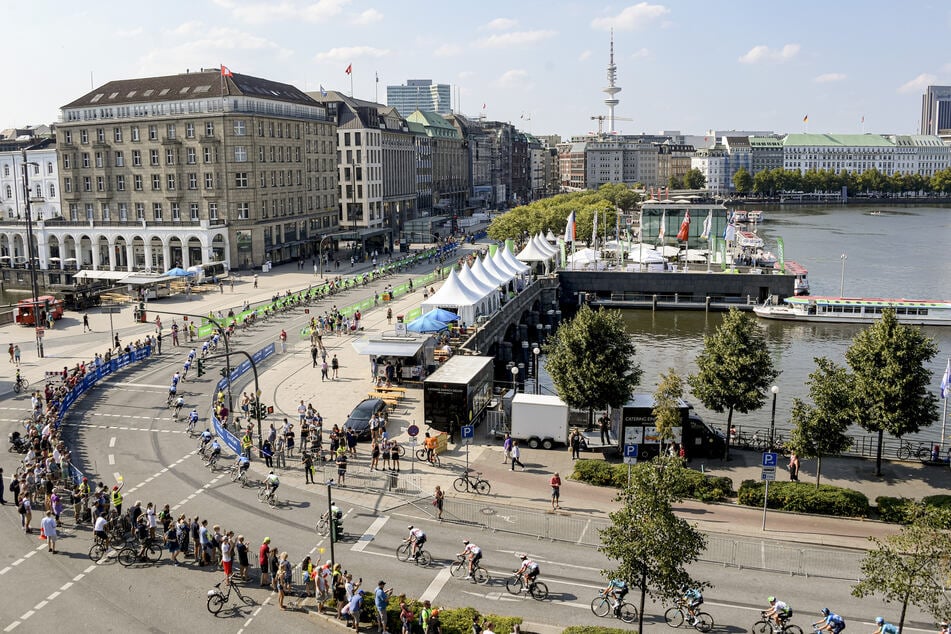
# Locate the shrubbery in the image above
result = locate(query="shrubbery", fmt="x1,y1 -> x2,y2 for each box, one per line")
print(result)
570,459 -> 735,502
562,626 -> 638,634
738,480 -> 869,517
383,598 -> 521,634
875,495 -> 951,525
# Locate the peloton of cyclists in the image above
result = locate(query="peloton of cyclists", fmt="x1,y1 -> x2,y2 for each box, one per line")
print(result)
406,525 -> 426,560
457,540 -> 482,579
515,553 -> 540,591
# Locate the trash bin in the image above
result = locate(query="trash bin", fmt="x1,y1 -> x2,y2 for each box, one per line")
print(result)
396,314 -> 404,323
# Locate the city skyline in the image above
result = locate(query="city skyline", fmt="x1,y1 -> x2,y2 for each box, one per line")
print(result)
6,0 -> 951,138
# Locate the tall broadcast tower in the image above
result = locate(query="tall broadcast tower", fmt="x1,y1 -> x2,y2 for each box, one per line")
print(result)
602,30 -> 622,134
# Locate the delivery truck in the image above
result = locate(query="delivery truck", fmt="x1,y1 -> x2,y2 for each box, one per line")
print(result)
501,393 -> 570,449
612,394 -> 726,460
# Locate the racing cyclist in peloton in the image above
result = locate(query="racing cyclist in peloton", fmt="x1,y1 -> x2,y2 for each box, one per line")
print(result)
457,540 -> 482,579
872,616 -> 899,634
764,597 -> 793,630
207,438 -> 221,466
173,395 -> 185,419
680,584 -> 704,625
187,409 -> 200,434
515,554 -> 539,591
199,429 -> 213,455
406,525 -> 426,560
601,578 -> 628,617
264,471 -> 280,500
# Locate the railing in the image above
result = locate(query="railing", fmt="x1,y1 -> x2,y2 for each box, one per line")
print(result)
701,534 -> 862,580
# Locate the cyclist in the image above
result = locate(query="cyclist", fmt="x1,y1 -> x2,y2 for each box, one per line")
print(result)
515,554 -> 539,591
264,471 -> 280,499
873,617 -> 899,634
187,348 -> 197,362
14,368 -> 23,390
182,358 -> 191,380
167,382 -> 178,407
93,513 -> 110,549
680,584 -> 704,624
173,396 -> 185,419
813,608 -> 846,633
207,439 -> 221,466
764,597 -> 793,629
199,429 -> 213,455
134,513 -> 151,560
201,341 -> 210,358
602,578 -> 628,616
233,454 -> 250,476
458,540 -> 482,579
406,525 -> 426,560
187,409 -> 200,433
171,371 -> 181,387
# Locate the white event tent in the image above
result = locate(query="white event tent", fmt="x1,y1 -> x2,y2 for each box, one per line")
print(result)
420,268 -> 486,325
534,233 -> 558,256
472,256 -> 509,288
516,238 -> 555,263
458,264 -> 500,313
498,246 -> 530,274
489,250 -> 520,281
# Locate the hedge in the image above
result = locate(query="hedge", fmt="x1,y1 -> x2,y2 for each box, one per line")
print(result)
571,459 -> 734,502
562,626 -> 639,634
876,495 -> 951,525
382,597 -> 522,634
738,480 -> 869,517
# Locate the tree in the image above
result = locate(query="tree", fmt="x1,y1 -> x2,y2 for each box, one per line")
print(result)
688,308 -> 778,459
852,508 -> 951,630
732,167 -> 752,195
683,168 -> 706,190
652,369 -> 685,449
787,357 -> 854,487
544,304 -> 642,429
598,183 -> 640,213
845,309 -> 939,476
752,169 -> 774,196
599,456 -> 708,634
668,175 -> 684,190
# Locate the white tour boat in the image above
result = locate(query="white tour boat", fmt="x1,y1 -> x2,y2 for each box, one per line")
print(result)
753,296 -> 951,326
747,210 -> 765,223
774,260 -> 810,295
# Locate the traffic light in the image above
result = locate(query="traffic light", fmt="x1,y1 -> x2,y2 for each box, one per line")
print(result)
197,359 -> 204,377
331,515 -> 343,542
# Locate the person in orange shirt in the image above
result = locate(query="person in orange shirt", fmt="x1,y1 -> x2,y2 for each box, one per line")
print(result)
423,432 -> 438,465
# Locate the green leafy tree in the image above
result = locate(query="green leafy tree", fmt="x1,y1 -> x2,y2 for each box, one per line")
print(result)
752,170 -> 774,196
544,305 -> 642,429
600,456 -> 708,634
688,308 -> 778,459
598,183 -> 640,213
652,369 -> 685,448
668,175 -> 684,190
845,308 -> 939,476
787,357 -> 854,487
852,508 -> 951,630
732,167 -> 752,195
683,168 -> 706,190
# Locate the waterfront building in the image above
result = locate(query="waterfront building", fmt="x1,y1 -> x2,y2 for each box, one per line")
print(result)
691,145 -> 730,193
886,134 -> 951,177
582,134 -> 666,189
748,136 -> 784,174
386,79 -> 452,117
920,85 -> 951,139
1,138 -> 61,223
655,140 -> 695,187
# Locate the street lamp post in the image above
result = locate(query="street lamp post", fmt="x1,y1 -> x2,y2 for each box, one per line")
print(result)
511,365 -> 519,393
20,151 -> 44,358
839,253 -> 847,298
769,385 -> 779,451
532,346 -> 541,394
317,235 -> 332,279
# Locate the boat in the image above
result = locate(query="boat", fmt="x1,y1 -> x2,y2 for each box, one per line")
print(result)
731,210 -> 748,223
774,260 -> 810,295
747,210 -> 765,223
753,296 -> 951,326
735,230 -> 764,249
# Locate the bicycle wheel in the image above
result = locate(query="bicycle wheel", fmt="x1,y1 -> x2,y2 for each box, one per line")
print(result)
591,597 -> 611,617
618,603 -> 637,624
207,593 -> 226,615
13,382 -> 21,394
449,560 -> 466,577
417,550 -> 432,567
505,576 -> 522,595
694,612 -> 714,633
473,566 -> 489,585
230,469 -> 240,482
782,626 -> 803,634
664,607 -> 685,627
395,543 -> 410,562
88,542 -> 107,562
896,445 -> 912,460
257,487 -> 266,502
452,477 -> 468,493
117,547 -> 137,567
267,494 -> 278,509
146,542 -> 162,563
415,448 -> 428,461
916,446 -> 932,463
751,621 -> 773,634
475,479 -> 491,495
397,445 -> 406,457
529,581 -> 548,600
316,519 -> 329,536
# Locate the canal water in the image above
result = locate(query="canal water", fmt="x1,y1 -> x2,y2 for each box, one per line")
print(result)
616,203 -> 951,444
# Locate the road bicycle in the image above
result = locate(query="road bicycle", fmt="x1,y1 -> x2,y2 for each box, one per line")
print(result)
257,484 -> 279,509
449,554 -> 489,584
453,471 -> 491,495
204,452 -> 221,471
117,539 -> 163,567
752,612 -> 803,634
13,376 -> 29,394
415,447 -> 441,467
395,539 -> 432,567
505,573 -> 548,600
663,601 -> 714,632
228,463 -> 250,487
590,590 -> 638,624
88,534 -> 115,562
895,439 -> 930,461
207,576 -> 255,614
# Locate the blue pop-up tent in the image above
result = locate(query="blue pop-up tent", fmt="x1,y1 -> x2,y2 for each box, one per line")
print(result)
164,267 -> 195,277
406,313 -> 449,333
427,308 -> 460,323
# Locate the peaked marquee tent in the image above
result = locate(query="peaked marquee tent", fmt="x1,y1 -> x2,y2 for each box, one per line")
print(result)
420,268 -> 486,325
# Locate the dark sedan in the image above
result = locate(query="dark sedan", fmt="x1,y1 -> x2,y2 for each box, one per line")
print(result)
343,398 -> 387,440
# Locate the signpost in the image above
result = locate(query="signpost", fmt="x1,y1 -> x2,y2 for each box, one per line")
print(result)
461,424 -> 474,472
761,452 -> 778,530
407,425 -> 419,473
101,304 -> 121,352
624,444 -> 638,486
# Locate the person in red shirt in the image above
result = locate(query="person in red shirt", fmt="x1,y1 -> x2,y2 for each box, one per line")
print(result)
549,472 -> 562,510
259,537 -> 271,586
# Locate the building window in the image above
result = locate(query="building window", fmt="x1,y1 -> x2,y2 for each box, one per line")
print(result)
97,128 -> 105,143
208,202 -> 218,220
95,152 -> 104,168
119,203 -> 128,221
114,127 -> 123,142
166,124 -> 176,140
114,151 -> 124,167
186,122 -> 195,139
186,148 -> 196,164
153,202 -> 163,220
261,200 -> 268,218
85,203 -> 94,220
101,203 -> 110,221
116,175 -> 125,191
132,150 -> 141,167
190,203 -> 199,221
83,177 -> 91,192
64,177 -> 71,193
48,183 -> 55,198
203,147 -> 214,163
131,126 -> 140,142
152,174 -> 161,190
259,146 -> 265,162
234,146 -> 247,162
236,202 -> 249,219
167,174 -> 176,190
96,176 -> 105,192
148,125 -> 158,141
134,175 -> 143,191
69,203 -> 78,220
233,120 -> 246,136
82,153 -> 90,168
80,129 -> 88,144
171,202 -> 181,220
259,172 -> 266,188
46,161 -> 53,175
205,122 -> 215,137
150,149 -> 159,166
62,154 -> 70,169
3,185 -> 9,199
188,173 -> 197,189
136,203 -> 145,220
64,131 -> 72,144
234,172 -> 248,188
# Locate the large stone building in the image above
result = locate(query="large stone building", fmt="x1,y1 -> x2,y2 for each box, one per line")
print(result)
406,111 -> 469,213
782,133 -> 900,175
32,69 -> 338,273
556,140 -> 587,191
580,134 -> 667,189
655,140 -> 694,187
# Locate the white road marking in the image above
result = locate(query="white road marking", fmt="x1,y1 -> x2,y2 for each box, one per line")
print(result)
108,455 -> 115,465
32,602 -> 47,611
3,621 -> 20,631
109,437 -> 116,448
0,567 -> 10,575
419,567 -> 453,603
72,574 -> 84,582
351,516 -> 388,553
18,612 -> 33,621
45,592 -> 59,601
113,472 -> 121,482
59,582 -> 72,591
83,565 -> 96,574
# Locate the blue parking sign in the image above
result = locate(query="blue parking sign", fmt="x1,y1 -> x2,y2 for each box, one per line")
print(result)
762,452 -> 778,467
461,425 -> 474,440
624,444 -> 639,458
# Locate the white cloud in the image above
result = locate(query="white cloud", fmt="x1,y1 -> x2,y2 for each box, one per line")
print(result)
214,0 -> 350,24
173,21 -> 204,36
314,45 -> 390,62
457,71 -> 475,80
477,30 -> 557,48
140,25 -> 293,71
483,17 -> 518,31
814,72 -> 846,83
434,43 -> 463,57
351,8 -> 382,25
578,50 -> 592,61
498,69 -> 528,86
738,43 -> 800,64
898,72 -> 938,94
591,3 -> 670,31
116,27 -> 143,38
631,47 -> 649,58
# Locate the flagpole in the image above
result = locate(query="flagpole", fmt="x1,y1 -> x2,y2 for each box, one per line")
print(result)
350,70 -> 354,98
941,357 -> 950,451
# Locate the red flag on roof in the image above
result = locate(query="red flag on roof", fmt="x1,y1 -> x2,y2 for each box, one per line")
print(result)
345,64 -> 352,75
220,65 -> 233,77
676,210 -> 691,242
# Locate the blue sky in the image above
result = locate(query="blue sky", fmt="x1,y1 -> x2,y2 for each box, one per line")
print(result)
7,0 -> 951,139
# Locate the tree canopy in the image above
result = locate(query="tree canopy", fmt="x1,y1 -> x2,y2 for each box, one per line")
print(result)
845,309 -> 939,476
683,168 -> 706,190
544,304 -> 642,416
732,167 -> 753,195
652,369 -> 685,445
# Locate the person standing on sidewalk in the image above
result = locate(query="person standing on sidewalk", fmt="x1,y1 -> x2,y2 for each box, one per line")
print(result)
510,441 -> 524,471
433,485 -> 444,520
303,451 -> 314,484
13,345 -> 20,366
788,453 -> 800,481
311,345 -> 319,368
549,472 -> 561,510
279,329 -> 288,353
40,510 -> 58,552
599,415 -> 611,445
331,354 -> 340,380
83,313 -> 91,332
501,434 -> 512,464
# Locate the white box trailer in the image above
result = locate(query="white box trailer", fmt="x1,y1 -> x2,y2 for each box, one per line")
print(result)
510,393 -> 570,449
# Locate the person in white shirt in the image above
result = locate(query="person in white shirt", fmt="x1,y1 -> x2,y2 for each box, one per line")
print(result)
40,511 -> 58,553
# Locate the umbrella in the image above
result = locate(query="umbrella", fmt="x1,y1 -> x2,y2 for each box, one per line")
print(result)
164,267 -> 195,277
428,308 -> 460,323
406,313 -> 449,333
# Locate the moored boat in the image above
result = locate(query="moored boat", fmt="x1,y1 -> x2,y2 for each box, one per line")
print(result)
774,260 -> 809,295
747,209 -> 765,223
753,296 -> 951,326
736,230 -> 764,249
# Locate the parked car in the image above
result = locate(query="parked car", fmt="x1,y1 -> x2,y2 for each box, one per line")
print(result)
343,398 -> 387,440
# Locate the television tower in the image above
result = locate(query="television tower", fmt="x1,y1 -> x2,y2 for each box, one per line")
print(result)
602,30 -> 622,134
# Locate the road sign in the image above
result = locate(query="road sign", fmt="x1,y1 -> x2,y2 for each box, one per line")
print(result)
762,452 -> 778,467
461,425 -> 474,440
101,306 -> 122,314
623,444 -> 638,465
761,466 -> 776,481
407,424 -> 419,438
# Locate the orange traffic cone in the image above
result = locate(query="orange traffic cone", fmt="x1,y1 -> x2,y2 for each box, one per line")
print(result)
39,526 -> 46,540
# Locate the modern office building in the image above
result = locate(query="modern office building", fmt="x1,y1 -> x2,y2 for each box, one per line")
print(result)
920,85 -> 951,137
748,136 -> 785,174
386,79 -> 451,117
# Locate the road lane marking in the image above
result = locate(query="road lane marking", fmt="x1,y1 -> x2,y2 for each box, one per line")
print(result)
32,602 -> 47,611
4,621 -> 20,631
0,567 -> 10,575
351,516 -> 388,553
59,582 -> 72,591
419,566 -> 453,603
108,455 -> 115,465
109,437 -> 116,448
18,612 -> 33,622
45,592 -> 59,601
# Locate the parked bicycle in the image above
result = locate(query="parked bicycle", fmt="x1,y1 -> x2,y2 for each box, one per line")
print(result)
505,573 -> 548,600
590,590 -> 638,624
752,611 -> 803,634
664,600 -> 714,632
449,554 -> 489,584
453,471 -> 491,495
207,576 -> 254,614
895,439 -> 930,462
396,539 -> 432,567
117,539 -> 163,567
